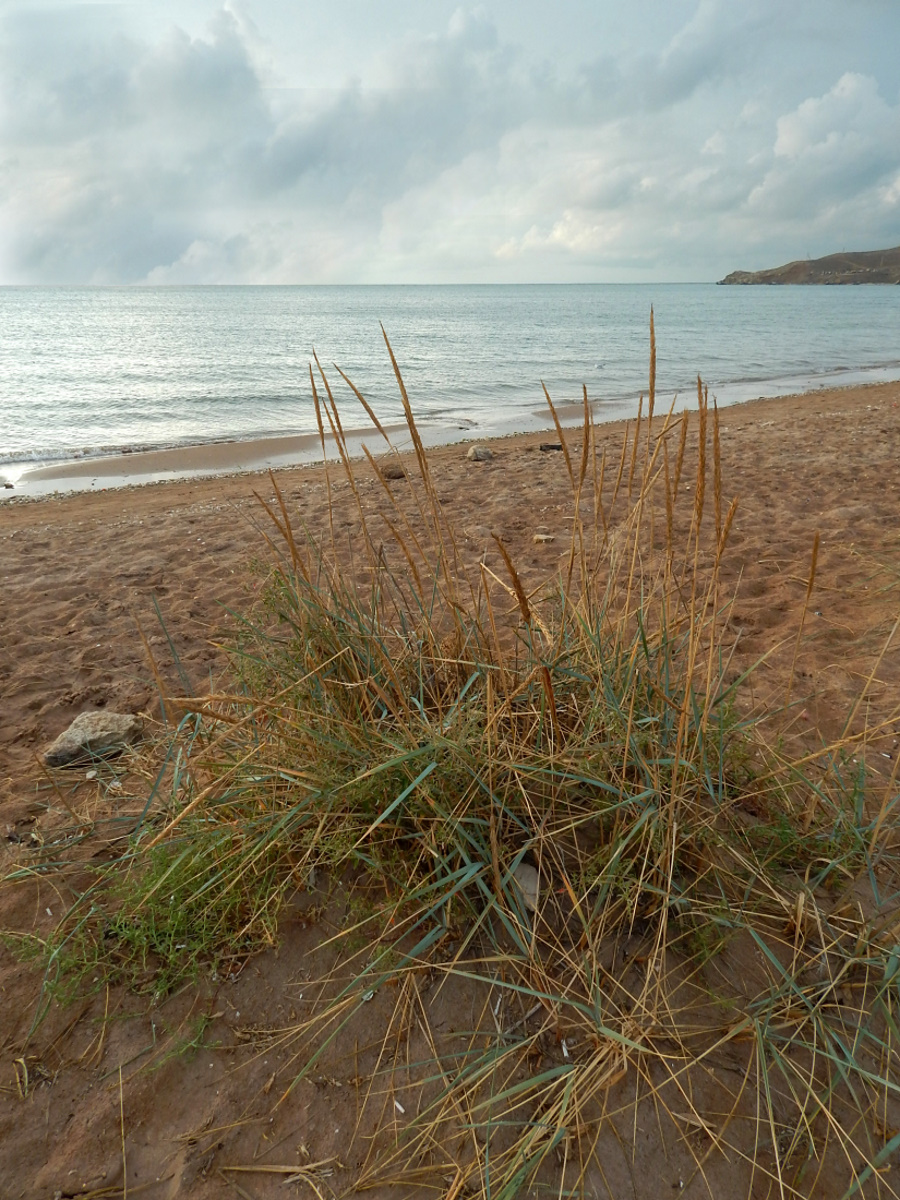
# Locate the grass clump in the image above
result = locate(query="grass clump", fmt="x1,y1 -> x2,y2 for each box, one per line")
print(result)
10,327 -> 900,1198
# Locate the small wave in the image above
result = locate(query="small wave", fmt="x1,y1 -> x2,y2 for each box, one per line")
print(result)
0,442 -> 174,468
0,427 -> 320,468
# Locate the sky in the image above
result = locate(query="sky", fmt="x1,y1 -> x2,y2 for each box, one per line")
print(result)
1,0 -> 899,284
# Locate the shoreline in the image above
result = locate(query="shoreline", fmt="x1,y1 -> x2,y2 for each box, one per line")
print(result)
1,424 -> 406,498
4,362 -> 900,500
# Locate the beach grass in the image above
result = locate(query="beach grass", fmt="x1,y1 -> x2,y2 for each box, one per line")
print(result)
8,328 -> 900,1197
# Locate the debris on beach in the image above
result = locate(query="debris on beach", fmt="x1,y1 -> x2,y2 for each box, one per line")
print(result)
466,444 -> 494,462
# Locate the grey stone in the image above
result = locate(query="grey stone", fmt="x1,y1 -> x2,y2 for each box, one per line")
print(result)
379,463 -> 406,481
466,445 -> 494,462
512,862 -> 540,912
44,711 -> 143,767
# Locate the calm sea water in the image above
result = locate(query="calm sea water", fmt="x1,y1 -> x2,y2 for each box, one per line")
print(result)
1,284 -> 899,469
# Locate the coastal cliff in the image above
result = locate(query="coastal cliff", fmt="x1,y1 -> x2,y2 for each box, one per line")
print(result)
719,246 -> 900,284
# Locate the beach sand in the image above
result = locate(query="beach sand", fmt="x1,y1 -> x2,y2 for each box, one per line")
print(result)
2,377 -> 900,1196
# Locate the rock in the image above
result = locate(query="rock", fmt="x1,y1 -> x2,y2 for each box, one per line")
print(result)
379,463 -> 406,481
466,445 -> 494,462
532,533 -> 555,544
539,443 -> 563,452
44,711 -> 143,768
512,862 -> 540,912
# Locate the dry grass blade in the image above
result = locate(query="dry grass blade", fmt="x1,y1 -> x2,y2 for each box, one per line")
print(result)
787,530 -> 820,715
715,495 -> 739,566
694,377 -> 707,533
663,440 -> 674,559
335,360 -> 399,453
713,395 -> 722,544
313,352 -> 378,568
491,532 -> 533,627
628,395 -> 643,497
381,325 -> 430,487
648,306 -> 656,421
611,418 -> 629,509
541,381 -> 575,488
309,363 -> 337,555
579,383 -> 591,494
673,409 -> 689,501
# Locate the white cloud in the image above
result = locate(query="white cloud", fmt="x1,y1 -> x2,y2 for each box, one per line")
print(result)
774,73 -> 893,159
881,173 -> 900,209
748,73 -> 900,225
0,2 -> 898,283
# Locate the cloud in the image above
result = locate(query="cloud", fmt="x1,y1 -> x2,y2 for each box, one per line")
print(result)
774,72 -> 897,162
1,6 -> 538,281
0,2 -> 898,283
0,7 -> 275,280
747,73 -> 900,229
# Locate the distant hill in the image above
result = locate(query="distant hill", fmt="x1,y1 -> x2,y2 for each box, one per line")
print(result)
718,246 -> 900,285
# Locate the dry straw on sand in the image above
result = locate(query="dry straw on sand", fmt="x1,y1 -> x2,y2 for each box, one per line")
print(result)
8,326 -> 900,1199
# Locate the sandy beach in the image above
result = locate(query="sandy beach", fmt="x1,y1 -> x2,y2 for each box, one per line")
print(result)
4,377 -> 900,788
3,376 -> 900,1197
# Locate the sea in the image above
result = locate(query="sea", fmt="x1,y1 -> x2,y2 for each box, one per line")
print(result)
1,283 -> 899,479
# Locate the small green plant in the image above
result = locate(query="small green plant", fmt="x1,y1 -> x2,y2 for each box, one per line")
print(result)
147,1012 -> 218,1073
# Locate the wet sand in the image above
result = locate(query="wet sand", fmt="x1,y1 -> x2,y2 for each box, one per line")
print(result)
1,422 -> 408,497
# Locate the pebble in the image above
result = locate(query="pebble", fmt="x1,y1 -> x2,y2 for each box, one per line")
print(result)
512,862 -> 540,911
